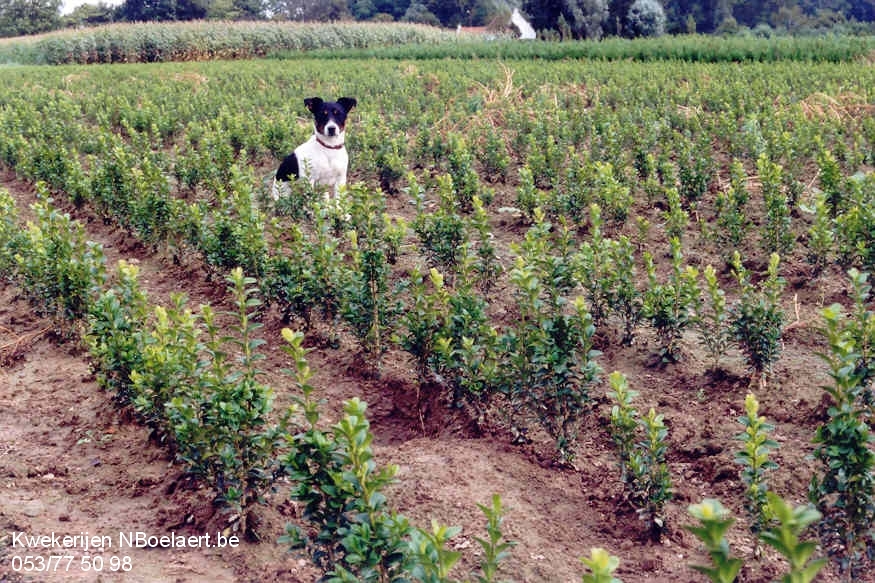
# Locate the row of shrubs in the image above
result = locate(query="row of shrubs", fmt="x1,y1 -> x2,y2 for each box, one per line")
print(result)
0,186 -> 526,580
297,33 -> 875,63
0,186 -> 643,580
4,185 -> 872,580
3,24 -> 874,66
0,21 -> 457,65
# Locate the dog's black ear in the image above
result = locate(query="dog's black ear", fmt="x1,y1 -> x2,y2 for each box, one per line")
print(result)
338,97 -> 357,113
304,97 -> 323,113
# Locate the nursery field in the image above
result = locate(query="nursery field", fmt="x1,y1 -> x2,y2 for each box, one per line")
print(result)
1,50 -> 875,583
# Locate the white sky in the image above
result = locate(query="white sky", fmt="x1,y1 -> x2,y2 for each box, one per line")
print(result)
61,0 -> 124,15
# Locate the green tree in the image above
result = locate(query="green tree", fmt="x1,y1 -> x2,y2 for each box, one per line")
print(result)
627,0 -> 665,36
372,0 -> 408,19
402,2 -> 439,24
659,0 -> 731,33
0,0 -> 61,37
117,0 -> 208,21
207,0 -> 266,19
607,0 -> 634,34
523,0 -> 609,38
269,0 -> 350,20
350,0 -> 375,18
425,0 -> 472,26
64,2 -> 117,26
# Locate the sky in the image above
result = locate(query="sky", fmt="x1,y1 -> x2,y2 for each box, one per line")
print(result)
60,0 -> 124,15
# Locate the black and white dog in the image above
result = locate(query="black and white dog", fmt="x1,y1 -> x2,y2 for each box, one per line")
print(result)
272,96 -> 357,200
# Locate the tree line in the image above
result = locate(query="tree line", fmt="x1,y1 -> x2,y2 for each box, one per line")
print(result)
2,0 -> 874,41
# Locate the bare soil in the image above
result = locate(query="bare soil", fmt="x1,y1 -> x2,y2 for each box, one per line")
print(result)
0,167 -> 869,583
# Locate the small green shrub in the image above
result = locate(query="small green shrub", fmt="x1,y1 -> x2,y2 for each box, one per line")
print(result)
324,399 -> 410,582
412,173 -> 466,275
712,160 -> 751,263
166,269 -> 287,537
641,238 -> 700,363
577,204 -> 612,327
579,213 -> 643,344
676,134 -> 713,206
810,288 -> 875,577
434,322 -> 502,414
262,225 -> 319,327
729,252 -> 785,384
198,165 -> 268,276
760,493 -> 827,583
502,251 -> 600,462
397,266 -> 450,384
130,294 -> 200,437
557,150 -> 592,224
446,133 -> 481,212
515,165 -> 546,224
86,260 -> 149,405
685,499 -> 743,583
803,192 -> 834,274
834,173 -> 875,272
580,547 -> 623,583
468,195 -> 502,295
591,161 -> 633,225
262,203 -> 347,344
478,126 -> 510,184
342,185 -> 403,366
817,147 -> 843,217
524,130 -> 562,190
473,494 -> 515,583
375,127 -> 407,196
695,265 -> 732,372
842,269 -> 875,392
631,408 -> 673,540
607,372 -> 672,540
687,496 -> 826,583
735,392 -> 778,535
662,187 -> 689,242
608,371 -> 639,487
14,193 -> 106,327
758,154 -> 794,255
0,188 -> 21,276
430,241 -> 497,413
605,236 -> 643,346
282,329 -> 514,581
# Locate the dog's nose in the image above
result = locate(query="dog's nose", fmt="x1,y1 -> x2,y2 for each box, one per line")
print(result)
326,126 -> 336,136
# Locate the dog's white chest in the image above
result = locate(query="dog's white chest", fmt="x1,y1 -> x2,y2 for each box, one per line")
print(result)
295,137 -> 348,189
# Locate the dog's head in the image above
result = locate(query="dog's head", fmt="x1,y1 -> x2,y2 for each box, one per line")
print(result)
304,97 -> 357,138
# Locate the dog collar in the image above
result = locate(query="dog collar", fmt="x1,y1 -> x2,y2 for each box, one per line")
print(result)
316,137 -> 344,150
